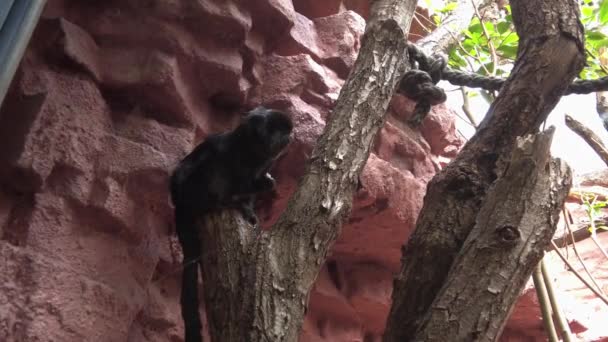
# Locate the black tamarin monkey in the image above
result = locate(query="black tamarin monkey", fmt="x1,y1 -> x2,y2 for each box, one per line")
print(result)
169,106 -> 293,342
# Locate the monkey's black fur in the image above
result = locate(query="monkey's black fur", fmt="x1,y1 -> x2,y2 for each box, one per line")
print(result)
170,106 -> 293,342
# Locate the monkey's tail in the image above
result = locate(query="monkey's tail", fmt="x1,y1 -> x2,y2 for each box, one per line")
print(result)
175,205 -> 204,342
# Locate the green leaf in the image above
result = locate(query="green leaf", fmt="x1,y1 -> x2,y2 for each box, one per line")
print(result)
465,31 -> 482,45
476,62 -> 495,75
497,45 -> 518,58
501,33 -> 519,45
497,22 -> 511,34
582,6 -> 595,19
448,48 -> 467,69
582,66 -> 600,79
469,23 -> 482,34
495,64 -> 513,75
462,38 -> 475,49
587,30 -> 607,41
588,37 -> 608,50
596,38 -> 608,49
483,22 -> 495,35
438,2 -> 458,13
600,0 -> 608,24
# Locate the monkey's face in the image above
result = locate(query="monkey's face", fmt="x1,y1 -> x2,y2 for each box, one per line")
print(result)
244,107 -> 293,157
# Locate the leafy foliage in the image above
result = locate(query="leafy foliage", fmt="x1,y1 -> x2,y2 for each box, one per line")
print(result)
580,0 -> 608,79
581,194 -> 608,232
451,6 -> 517,77
429,0 -> 608,80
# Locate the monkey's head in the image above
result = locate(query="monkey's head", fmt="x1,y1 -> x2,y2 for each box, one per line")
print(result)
241,106 -> 293,158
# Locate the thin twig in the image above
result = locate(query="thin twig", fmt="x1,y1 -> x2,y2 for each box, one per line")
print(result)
447,29 -> 482,73
561,208 -> 606,294
590,232 -> 608,260
496,30 -> 516,52
541,259 -> 573,342
587,47 -> 608,76
551,240 -> 608,306
583,196 -> 608,261
568,189 -> 608,202
460,87 -> 478,127
533,263 -> 559,342
456,128 -> 470,141
413,12 -> 434,34
452,106 -> 477,128
473,45 -> 493,75
415,8 -> 438,28
471,0 -> 497,76
152,257 -> 202,284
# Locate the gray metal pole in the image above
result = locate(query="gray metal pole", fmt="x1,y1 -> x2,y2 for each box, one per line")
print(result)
0,0 -> 46,107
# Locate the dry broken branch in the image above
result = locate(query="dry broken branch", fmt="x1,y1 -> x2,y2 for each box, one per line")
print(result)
565,114 -> 608,166
413,128 -> 572,341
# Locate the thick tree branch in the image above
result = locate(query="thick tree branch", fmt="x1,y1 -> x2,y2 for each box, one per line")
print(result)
413,128 -> 572,341
384,0 -> 585,340
198,1 -> 418,341
565,114 -> 608,166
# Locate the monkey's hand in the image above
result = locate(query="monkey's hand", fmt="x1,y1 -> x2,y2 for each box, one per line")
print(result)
241,210 -> 258,226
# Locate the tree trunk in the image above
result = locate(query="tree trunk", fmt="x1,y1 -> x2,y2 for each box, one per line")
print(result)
413,128 -> 572,341
383,0 -> 585,341
197,1 -> 418,341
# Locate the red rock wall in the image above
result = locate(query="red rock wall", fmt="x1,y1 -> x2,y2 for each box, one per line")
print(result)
0,1 -> 463,341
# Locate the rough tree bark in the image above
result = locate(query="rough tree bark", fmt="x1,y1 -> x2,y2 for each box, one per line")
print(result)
197,1 -> 417,341
414,128 -> 572,341
383,0 -> 585,341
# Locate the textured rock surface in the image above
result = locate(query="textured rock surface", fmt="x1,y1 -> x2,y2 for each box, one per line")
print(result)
0,1 -> 604,342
